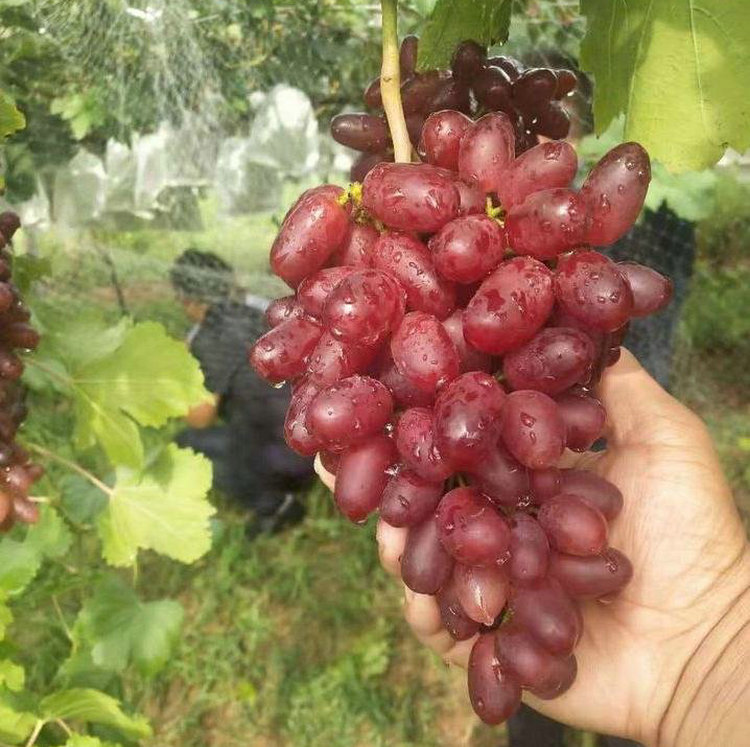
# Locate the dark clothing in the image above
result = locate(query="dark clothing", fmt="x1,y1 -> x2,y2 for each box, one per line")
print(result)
180,300 -> 313,516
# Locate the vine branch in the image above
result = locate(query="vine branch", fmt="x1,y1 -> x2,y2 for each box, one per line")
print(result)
380,0 -> 411,163
26,443 -> 113,497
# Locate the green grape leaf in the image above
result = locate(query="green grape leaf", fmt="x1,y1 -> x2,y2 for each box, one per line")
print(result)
0,598 -> 12,638
73,575 -> 183,676
0,90 -> 25,140
0,699 -> 36,744
25,507 -> 72,560
63,736 -> 123,747
580,0 -> 750,172
10,254 -> 51,296
72,321 -> 208,468
96,445 -> 214,566
417,0 -> 512,70
0,659 -> 24,691
59,474 -> 109,525
40,689 -> 151,739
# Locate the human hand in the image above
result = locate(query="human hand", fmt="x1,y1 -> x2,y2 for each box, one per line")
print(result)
315,349 -> 750,745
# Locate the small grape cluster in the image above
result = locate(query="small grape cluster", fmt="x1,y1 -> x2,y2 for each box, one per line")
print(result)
250,110 -> 671,724
0,212 -> 43,532
332,37 -> 578,181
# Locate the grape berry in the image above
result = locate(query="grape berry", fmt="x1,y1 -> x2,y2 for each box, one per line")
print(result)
0,213 -> 43,532
252,96 -> 670,724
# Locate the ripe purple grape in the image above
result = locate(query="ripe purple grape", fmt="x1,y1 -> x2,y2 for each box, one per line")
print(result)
441,310 -> 493,373
306,375 -> 393,450
500,390 -> 565,469
335,435 -> 396,523
429,214 -> 506,284
437,575 -> 481,640
372,232 -> 456,319
464,257 -> 554,355
390,312 -> 460,394
433,372 -> 506,469
451,40 -> 486,81
435,487 -> 511,566
467,633 -> 522,725
330,113 -> 390,152
555,390 -> 607,451
379,469 -> 443,527
458,113 -> 515,193
468,440 -> 530,508
330,223 -> 379,267
617,261 -> 673,317
307,332 -> 378,388
472,66 -> 513,112
537,493 -> 609,556
512,68 -> 558,111
265,295 -> 304,328
580,142 -> 651,246
270,187 -> 350,287
554,250 -> 634,333
401,71 -> 452,115
362,162 -> 460,233
453,562 -> 510,625
324,269 -> 405,347
249,317 -> 324,384
395,407 -> 453,483
549,548 -> 633,599
508,513 -> 550,585
401,515 -> 454,594
284,378 -> 323,456
376,353 -> 435,408
297,267 -> 356,317
557,469 -> 623,521
400,35 -> 419,78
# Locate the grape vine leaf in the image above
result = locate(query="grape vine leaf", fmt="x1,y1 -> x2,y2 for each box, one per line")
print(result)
580,0 -> 750,172
417,0 -> 512,70
96,444 -> 214,567
0,597 -> 12,638
59,474 -> 109,525
40,689 -> 151,739
63,737 -> 123,747
0,659 -> 24,691
72,575 -> 183,676
58,320 -> 207,469
0,90 -> 25,140
0,700 -> 36,744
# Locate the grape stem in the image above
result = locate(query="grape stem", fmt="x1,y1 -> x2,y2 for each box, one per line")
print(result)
380,0 -> 411,163
26,442 -> 113,497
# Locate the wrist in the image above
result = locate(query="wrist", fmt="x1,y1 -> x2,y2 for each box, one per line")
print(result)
658,549 -> 750,747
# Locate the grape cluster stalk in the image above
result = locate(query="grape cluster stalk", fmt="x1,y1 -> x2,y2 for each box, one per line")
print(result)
250,102 -> 671,724
332,37 -> 578,181
0,212 -> 43,531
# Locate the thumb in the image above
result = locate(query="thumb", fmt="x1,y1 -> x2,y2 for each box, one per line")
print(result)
597,348 -> 704,449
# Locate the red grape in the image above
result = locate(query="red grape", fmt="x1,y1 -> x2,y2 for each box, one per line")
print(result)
454,178 -> 487,216
495,624 -> 577,699
401,71 -> 452,114
502,327 -> 595,395
307,332 -> 378,388
554,250 -> 634,333
499,140 -> 578,209
508,513 -> 550,585
330,113 -> 390,152
429,214 -> 506,284
580,142 -> 651,246
390,312 -> 460,394
554,69 -> 577,98
549,548 -> 633,599
394,407 -> 453,483
512,68 -> 558,111
372,232 -> 456,319
468,440 -> 530,508
500,390 -> 565,469
441,310 -> 493,373
437,576 -> 481,640
249,317 -> 324,384
435,487 -> 511,566
467,633 -> 522,725
330,223 -> 379,267
297,267 -> 355,317
529,467 -> 561,501
265,296 -> 303,328
376,352 -> 435,408
453,562 -> 510,625
451,40 -> 486,81
284,378 -> 323,456
351,151 -> 392,182
505,189 -> 588,260
428,78 -> 472,115
555,390 -> 607,451
557,470 -> 623,521
324,269 -> 405,347
270,187 -> 350,287
400,35 -> 419,77
617,262 -> 673,317
401,515 -> 454,594
464,257 -> 554,355
433,372 -> 506,469
510,578 -> 582,655
306,375 -> 393,450
473,66 -> 513,111
419,110 -> 473,171
458,113 -> 515,194
379,469 -> 443,527
537,493 -> 608,556
335,435 -> 396,523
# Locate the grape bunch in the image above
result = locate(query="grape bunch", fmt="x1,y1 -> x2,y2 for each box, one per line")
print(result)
0,212 -> 43,532
332,37 -> 578,181
250,109 -> 671,724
